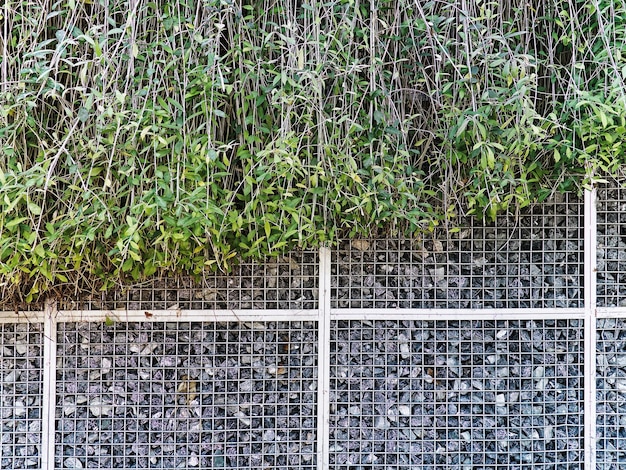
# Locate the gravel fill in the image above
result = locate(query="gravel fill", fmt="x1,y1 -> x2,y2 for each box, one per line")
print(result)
596,317 -> 626,467
332,193 -> 583,309
597,185 -> 626,307
8,188 -> 623,469
55,321 -> 318,469
0,323 -> 43,469
330,319 -> 584,469
596,185 -> 626,467
60,252 -> 319,312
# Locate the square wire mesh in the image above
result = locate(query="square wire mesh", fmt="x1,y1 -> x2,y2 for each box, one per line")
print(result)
55,321 -> 318,469
331,193 -> 583,309
329,319 -> 584,469
0,323 -> 43,469
597,182 -> 626,307
596,317 -> 626,467
60,252 -> 319,311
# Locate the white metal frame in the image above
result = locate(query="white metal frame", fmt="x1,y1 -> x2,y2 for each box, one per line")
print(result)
0,186 -> 622,469
584,188 -> 597,468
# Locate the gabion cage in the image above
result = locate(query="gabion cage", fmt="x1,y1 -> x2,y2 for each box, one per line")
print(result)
0,323 -> 43,470
332,193 -> 583,310
596,318 -> 626,468
330,319 -> 584,469
54,321 -> 318,469
2,185 -> 626,469
597,185 -> 626,307
59,252 -> 320,312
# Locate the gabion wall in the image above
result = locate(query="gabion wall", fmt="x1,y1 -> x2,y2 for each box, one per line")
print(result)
55,321 -> 318,469
60,252 -> 320,312
330,319 -> 584,468
596,318 -> 626,468
0,324 -> 42,470
4,184 -> 626,469
332,193 -> 583,310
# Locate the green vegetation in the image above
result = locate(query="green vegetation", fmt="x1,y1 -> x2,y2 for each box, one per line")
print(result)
1,0 -> 625,302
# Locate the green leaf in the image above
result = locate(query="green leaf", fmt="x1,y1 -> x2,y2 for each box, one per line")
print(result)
122,258 -> 134,272
93,41 -> 102,57
264,219 -> 271,239
77,106 -> 90,123
28,202 -> 42,215
6,217 -> 28,228
34,244 -> 45,258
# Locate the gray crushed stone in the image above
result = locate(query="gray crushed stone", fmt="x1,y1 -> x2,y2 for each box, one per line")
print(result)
332,194 -> 583,310
1,323 -> 43,469
330,319 -> 584,468
54,321 -> 318,469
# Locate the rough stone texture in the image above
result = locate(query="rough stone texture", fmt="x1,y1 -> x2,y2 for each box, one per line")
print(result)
330,319 -> 584,468
597,317 -> 626,468
597,185 -> 626,307
0,323 -> 43,469
59,252 -> 319,312
55,321 -> 318,469
10,187 -> 626,469
332,193 -> 584,310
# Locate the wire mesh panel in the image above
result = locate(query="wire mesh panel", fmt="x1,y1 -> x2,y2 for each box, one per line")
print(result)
596,317 -> 626,467
55,321 -> 318,469
597,182 -> 626,307
60,252 -> 319,311
332,193 -> 583,309
329,319 -> 584,469
0,323 -> 43,469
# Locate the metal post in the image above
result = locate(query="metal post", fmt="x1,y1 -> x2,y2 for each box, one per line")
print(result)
41,299 -> 57,470
584,187 -> 597,469
317,246 -> 331,469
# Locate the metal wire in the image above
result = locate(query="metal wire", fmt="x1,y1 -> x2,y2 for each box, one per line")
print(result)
331,193 -> 583,310
0,323 -> 43,469
596,317 -> 626,468
0,185 -> 622,469
54,321 -> 318,469
597,182 -> 626,307
59,251 -> 319,312
329,319 -> 584,469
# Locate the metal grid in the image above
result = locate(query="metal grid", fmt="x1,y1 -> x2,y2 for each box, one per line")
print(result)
60,252 -> 319,311
54,321 -> 318,469
329,319 -> 584,468
331,193 -> 583,310
0,323 -> 43,469
597,183 -> 626,307
0,186 -> 621,469
596,317 -> 626,468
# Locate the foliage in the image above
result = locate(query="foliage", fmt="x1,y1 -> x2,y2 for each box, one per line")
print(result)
1,0 -> 625,302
